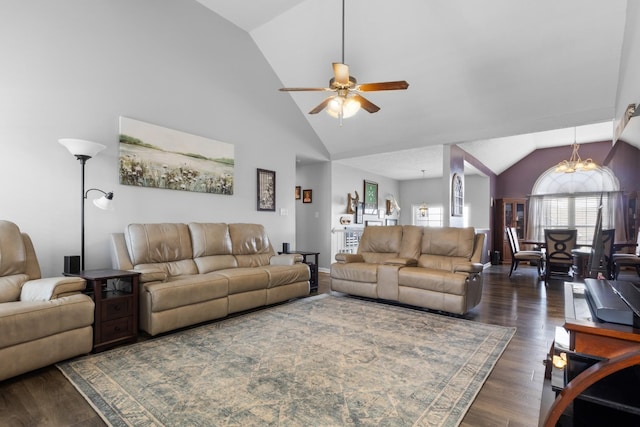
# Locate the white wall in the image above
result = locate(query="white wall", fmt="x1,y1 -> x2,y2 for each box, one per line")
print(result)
398,177 -> 445,225
0,0 -> 327,276
330,162 -> 400,262
295,161 -> 331,270
464,174 -> 491,229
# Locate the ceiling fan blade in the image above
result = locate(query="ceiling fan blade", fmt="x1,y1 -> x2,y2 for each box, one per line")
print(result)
352,94 -> 380,113
356,81 -> 409,91
309,97 -> 333,114
333,63 -> 350,86
279,87 -> 330,92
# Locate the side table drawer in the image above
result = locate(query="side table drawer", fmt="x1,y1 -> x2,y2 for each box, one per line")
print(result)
101,317 -> 132,342
101,296 -> 132,321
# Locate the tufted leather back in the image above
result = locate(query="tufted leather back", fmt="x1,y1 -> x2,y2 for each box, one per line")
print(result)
358,226 -> 403,264
228,223 -> 274,267
125,223 -> 197,277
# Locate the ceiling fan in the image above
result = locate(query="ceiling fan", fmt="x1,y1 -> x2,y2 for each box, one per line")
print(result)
279,0 -> 409,123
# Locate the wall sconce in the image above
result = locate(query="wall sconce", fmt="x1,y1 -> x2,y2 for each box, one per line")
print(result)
59,138 -> 114,270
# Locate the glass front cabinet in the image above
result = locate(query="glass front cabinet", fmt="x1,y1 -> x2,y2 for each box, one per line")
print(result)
495,198 -> 527,263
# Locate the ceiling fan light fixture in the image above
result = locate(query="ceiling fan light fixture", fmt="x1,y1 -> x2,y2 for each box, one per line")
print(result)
326,95 -> 360,119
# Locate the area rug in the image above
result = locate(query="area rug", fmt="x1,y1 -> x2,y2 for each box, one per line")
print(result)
57,294 -> 515,426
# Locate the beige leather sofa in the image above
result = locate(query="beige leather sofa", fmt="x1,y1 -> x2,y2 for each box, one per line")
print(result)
0,220 -> 94,381
331,226 -> 485,314
110,223 -> 310,336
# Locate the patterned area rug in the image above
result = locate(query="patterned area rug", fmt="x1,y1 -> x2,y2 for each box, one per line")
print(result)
58,294 -> 514,426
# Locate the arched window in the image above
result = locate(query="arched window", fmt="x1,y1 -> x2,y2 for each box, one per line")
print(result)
528,166 -> 625,245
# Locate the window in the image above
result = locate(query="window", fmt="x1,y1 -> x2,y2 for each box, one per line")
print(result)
529,165 -> 624,244
534,194 -> 611,245
412,205 -> 443,227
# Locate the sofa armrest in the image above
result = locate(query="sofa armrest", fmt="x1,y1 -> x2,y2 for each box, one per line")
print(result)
453,263 -> 484,274
20,276 -> 87,301
133,268 -> 168,283
384,257 -> 418,266
270,254 -> 303,265
335,253 -> 364,263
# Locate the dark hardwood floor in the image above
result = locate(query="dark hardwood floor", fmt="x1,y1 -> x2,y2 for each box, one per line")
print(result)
2,264 -> 635,426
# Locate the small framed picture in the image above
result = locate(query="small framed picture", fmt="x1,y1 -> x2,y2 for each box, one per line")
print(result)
295,186 -> 301,200
302,189 -> 312,203
257,168 -> 276,211
386,219 -> 398,226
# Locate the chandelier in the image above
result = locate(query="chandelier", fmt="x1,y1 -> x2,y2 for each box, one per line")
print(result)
554,129 -> 598,173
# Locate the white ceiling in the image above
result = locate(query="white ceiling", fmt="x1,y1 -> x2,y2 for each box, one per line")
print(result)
197,0 -> 634,179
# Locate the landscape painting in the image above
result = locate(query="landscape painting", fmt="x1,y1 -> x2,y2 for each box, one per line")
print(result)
119,117 -> 234,194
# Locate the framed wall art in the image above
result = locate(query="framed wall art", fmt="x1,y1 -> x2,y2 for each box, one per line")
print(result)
302,189 -> 312,203
363,180 -> 378,214
118,116 -> 234,194
451,173 -> 463,217
257,168 -> 276,211
295,186 -> 301,200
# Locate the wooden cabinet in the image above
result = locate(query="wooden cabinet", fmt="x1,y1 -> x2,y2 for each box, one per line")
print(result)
495,198 -> 527,263
77,269 -> 140,352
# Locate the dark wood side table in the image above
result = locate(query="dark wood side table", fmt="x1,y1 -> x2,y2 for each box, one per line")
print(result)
72,269 -> 140,352
280,251 -> 319,292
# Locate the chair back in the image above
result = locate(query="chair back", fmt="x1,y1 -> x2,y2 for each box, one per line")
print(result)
509,227 -> 522,253
588,228 -> 615,278
505,227 -> 517,257
544,229 -> 578,263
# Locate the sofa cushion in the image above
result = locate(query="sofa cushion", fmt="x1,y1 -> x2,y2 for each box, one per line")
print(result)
398,225 -> 423,260
0,274 -> 28,303
145,274 -> 229,312
135,259 -> 198,277
421,227 -> 475,258
215,268 -> 269,294
262,264 -> 309,288
358,226 -> 403,264
0,221 -> 27,277
0,294 -> 94,349
125,223 -> 194,265
399,267 -> 468,295
331,262 -> 379,283
125,223 -> 198,277
229,223 -> 274,267
189,223 -> 233,257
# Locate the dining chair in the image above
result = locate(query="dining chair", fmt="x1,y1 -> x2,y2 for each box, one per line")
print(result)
506,227 -> 544,278
586,228 -> 616,279
544,229 -> 578,282
612,233 -> 640,279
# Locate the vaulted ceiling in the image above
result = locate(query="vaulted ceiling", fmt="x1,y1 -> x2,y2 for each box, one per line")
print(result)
197,0 -> 633,179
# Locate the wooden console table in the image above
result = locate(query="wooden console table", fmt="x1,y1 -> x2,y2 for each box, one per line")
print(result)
539,282 -> 640,425
563,282 -> 640,357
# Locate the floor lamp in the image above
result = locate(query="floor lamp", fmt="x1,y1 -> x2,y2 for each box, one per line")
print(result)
59,138 -> 114,271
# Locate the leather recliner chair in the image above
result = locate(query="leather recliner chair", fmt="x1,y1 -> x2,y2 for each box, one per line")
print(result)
0,220 -> 94,381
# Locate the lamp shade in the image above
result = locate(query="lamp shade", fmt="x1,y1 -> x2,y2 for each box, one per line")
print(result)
59,138 -> 106,158
326,95 -> 360,119
92,192 -> 114,211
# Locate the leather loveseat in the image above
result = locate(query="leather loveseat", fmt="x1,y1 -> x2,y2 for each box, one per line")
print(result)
110,223 -> 310,336
331,226 -> 485,314
0,220 -> 94,381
